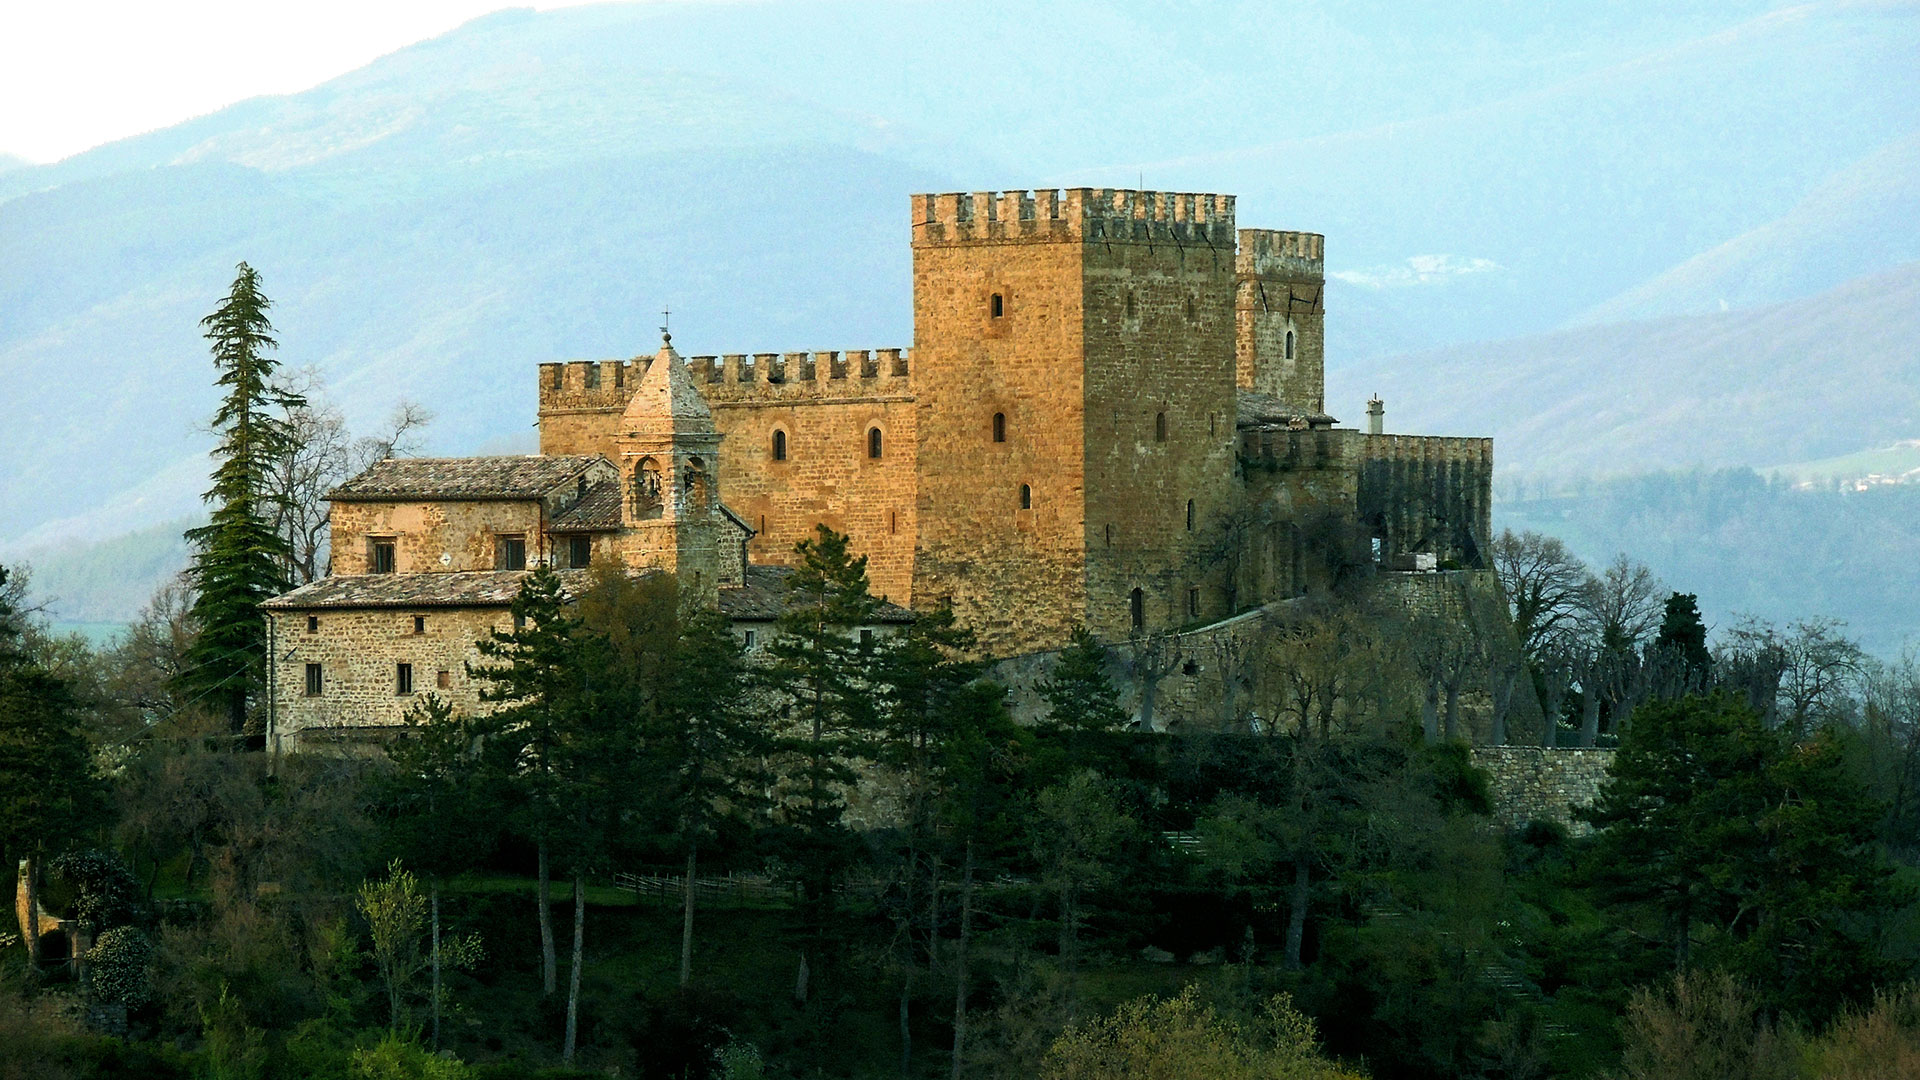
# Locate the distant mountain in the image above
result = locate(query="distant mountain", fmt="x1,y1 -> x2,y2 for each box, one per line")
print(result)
0,154 -> 29,175
1337,261 -> 1920,476
1580,133 -> 1920,324
4,0 -> 1919,557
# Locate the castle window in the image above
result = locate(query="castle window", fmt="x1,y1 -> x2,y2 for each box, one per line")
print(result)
1125,291 -> 1136,319
306,615 -> 319,634
412,615 -> 426,635
868,427 -> 883,459
395,663 -> 414,695
304,663 -> 322,697
1186,499 -> 1195,532
437,669 -> 451,690
992,412 -> 1006,443
860,628 -> 875,649
1155,412 -> 1168,442
568,536 -> 592,569
771,430 -> 788,462
990,293 -> 1004,318
889,510 -> 898,535
1188,588 -> 1201,619
1130,588 -> 1145,631
496,535 -> 527,571
1185,296 -> 1196,322
1019,484 -> 1032,510
371,539 -> 396,574
686,456 -> 709,506
1285,329 -> 1297,361
634,457 -> 664,519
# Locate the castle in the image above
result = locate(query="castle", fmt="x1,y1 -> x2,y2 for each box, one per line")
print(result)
264,188 -> 1494,748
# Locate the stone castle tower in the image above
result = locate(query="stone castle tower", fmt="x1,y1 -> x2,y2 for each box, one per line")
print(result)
909,191 -> 1242,648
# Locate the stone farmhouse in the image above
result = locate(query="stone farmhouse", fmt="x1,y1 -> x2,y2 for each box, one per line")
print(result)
264,187 -> 1494,749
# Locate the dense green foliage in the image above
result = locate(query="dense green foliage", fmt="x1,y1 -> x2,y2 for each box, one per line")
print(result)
8,504 -> 1920,1078
177,264 -> 306,737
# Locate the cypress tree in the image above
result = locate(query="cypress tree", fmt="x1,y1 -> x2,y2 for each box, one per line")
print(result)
178,264 -> 305,738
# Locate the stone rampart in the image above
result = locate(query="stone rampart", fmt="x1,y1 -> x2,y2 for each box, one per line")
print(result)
912,188 -> 1236,248
1470,746 -> 1615,836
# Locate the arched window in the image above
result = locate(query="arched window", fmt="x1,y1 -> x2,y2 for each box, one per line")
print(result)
1285,328 -> 1297,361
1155,411 -> 1168,442
992,412 -> 1006,443
686,455 -> 709,507
771,429 -> 787,461
990,293 -> 1005,318
633,457 -> 663,520
1019,483 -> 1032,510
1130,588 -> 1145,630
868,427 -> 883,459
1186,499 -> 1195,531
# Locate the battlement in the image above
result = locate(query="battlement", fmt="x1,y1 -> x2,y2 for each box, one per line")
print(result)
912,188 -> 1236,247
537,349 -> 913,413
1237,229 -> 1325,279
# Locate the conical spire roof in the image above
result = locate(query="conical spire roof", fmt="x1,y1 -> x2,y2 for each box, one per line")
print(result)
621,334 -> 713,433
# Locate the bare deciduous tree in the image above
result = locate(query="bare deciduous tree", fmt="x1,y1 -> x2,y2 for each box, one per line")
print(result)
1492,529 -> 1592,662
268,369 -> 432,585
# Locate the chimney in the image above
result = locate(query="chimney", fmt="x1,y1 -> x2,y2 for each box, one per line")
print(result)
1367,395 -> 1384,436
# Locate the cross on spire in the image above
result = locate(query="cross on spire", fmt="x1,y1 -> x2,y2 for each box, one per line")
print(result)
660,305 -> 671,345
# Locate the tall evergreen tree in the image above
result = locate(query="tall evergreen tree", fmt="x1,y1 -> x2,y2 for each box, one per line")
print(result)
178,263 -> 305,737
765,526 -> 883,963
1036,624 -> 1127,771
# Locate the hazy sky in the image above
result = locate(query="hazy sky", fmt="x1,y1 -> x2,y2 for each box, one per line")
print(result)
0,0 -> 604,163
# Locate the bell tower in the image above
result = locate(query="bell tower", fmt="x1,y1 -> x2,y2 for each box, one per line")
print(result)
613,334 -> 726,603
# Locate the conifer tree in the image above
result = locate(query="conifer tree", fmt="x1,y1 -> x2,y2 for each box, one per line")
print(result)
1037,624 -> 1128,768
178,263 -> 305,738
0,565 -> 109,968
766,526 -> 883,959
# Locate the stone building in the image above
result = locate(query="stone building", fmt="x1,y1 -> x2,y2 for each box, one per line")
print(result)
266,187 -> 1494,746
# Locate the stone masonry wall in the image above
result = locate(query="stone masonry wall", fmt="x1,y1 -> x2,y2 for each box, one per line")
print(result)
1471,747 -> 1615,836
1236,228 -> 1325,413
1358,434 -> 1494,569
537,353 -> 920,604
268,605 -> 509,750
331,501 -> 549,575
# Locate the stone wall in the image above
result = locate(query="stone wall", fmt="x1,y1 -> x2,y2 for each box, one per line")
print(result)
1235,228 -> 1325,412
1471,746 -> 1615,835
1358,434 -> 1494,569
268,605 -> 508,750
538,353 -> 921,604
331,501 -> 549,575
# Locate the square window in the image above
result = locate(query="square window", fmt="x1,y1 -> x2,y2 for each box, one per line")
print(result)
396,663 -> 413,695
371,539 -> 396,574
437,669 -> 451,690
497,535 -> 527,571
743,630 -> 757,650
304,663 -> 322,697
569,536 -> 592,569
306,615 -> 318,634
412,615 -> 426,635
860,628 -> 874,649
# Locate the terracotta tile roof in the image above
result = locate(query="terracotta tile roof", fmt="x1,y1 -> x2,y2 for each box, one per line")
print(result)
329,455 -> 609,501
718,565 -> 914,623
263,570 -> 593,610
548,480 -> 623,531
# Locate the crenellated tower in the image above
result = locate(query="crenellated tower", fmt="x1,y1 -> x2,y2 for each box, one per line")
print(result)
611,335 -> 728,603
1236,229 -> 1326,414
909,189 -> 1243,655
